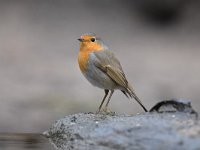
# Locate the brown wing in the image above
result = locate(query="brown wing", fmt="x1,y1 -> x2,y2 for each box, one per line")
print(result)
106,65 -> 128,88
93,50 -> 148,112
93,50 -> 129,88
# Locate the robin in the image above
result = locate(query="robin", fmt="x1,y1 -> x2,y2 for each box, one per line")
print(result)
77,33 -> 147,112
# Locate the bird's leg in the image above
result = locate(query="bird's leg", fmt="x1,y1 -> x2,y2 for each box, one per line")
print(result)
103,90 -> 114,112
97,89 -> 109,113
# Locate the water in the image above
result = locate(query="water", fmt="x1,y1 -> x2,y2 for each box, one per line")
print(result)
0,133 -> 55,150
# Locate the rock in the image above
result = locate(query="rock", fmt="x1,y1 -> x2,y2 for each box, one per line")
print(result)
44,112 -> 200,150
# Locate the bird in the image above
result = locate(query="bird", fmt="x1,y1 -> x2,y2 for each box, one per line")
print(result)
77,33 -> 147,113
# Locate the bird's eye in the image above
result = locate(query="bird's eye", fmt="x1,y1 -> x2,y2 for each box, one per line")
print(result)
91,38 -> 96,42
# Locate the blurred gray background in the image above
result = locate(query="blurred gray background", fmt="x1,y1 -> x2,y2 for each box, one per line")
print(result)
0,0 -> 200,133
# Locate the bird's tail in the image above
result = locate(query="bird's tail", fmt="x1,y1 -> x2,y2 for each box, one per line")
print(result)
122,84 -> 148,112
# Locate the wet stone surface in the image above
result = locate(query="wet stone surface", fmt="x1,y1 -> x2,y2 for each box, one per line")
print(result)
44,111 -> 200,150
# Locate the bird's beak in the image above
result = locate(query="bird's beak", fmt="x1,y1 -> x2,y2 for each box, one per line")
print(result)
78,38 -> 83,42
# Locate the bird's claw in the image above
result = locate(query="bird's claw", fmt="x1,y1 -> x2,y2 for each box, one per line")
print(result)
96,107 -> 115,115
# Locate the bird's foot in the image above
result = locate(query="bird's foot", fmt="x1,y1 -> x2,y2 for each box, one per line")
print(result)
96,107 -> 116,115
102,107 -> 111,113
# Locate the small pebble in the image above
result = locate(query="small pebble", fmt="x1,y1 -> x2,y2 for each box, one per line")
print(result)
172,115 -> 176,118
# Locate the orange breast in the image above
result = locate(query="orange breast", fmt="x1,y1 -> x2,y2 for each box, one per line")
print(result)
78,42 -> 103,73
78,50 -> 90,73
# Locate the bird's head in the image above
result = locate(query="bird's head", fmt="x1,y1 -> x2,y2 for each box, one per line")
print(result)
78,33 -> 108,52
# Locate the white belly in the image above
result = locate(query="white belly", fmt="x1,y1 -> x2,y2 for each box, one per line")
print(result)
83,59 -> 117,90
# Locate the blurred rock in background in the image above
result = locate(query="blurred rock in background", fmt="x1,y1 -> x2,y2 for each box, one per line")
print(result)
0,0 -> 200,132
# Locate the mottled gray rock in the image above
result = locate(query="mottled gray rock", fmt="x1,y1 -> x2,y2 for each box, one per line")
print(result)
44,112 -> 200,150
